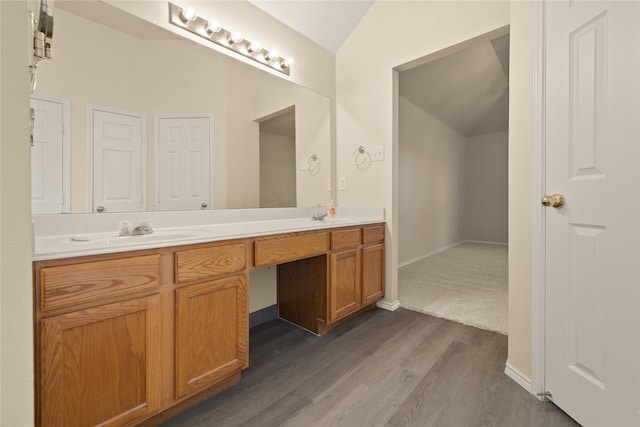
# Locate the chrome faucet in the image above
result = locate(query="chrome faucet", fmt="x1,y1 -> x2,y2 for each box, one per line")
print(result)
132,221 -> 154,235
119,220 -> 153,236
312,212 -> 328,221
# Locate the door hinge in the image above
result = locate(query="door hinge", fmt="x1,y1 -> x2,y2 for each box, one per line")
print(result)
61,123 -> 64,134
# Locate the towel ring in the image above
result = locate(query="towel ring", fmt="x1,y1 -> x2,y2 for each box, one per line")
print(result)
352,145 -> 370,167
306,154 -> 320,173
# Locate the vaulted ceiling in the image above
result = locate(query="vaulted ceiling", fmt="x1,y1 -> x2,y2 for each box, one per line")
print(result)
399,34 -> 510,138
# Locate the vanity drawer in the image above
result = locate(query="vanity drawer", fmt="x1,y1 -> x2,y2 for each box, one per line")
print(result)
175,242 -> 247,284
39,254 -> 161,312
331,228 -> 362,251
362,224 -> 385,245
254,231 -> 328,267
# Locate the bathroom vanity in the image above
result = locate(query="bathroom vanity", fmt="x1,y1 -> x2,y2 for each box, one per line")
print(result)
32,209 -> 384,426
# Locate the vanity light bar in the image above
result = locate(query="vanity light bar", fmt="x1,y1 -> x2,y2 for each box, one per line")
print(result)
168,3 -> 291,76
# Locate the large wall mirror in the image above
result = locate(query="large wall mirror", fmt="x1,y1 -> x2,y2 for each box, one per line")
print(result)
31,1 -> 331,214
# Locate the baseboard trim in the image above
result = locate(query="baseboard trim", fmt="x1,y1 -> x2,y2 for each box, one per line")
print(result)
398,241 -> 464,268
463,240 -> 508,246
504,361 -> 534,395
249,304 -> 278,328
376,299 -> 400,311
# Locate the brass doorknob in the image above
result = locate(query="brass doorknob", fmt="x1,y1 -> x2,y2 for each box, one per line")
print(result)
541,194 -> 565,209
96,205 -> 105,213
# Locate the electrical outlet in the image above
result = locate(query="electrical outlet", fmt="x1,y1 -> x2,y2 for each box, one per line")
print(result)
339,177 -> 346,191
371,146 -> 385,161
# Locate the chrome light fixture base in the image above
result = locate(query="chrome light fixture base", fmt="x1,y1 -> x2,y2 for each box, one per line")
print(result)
168,3 -> 291,76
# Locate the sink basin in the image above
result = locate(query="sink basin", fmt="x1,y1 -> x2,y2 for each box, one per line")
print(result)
66,229 -> 212,246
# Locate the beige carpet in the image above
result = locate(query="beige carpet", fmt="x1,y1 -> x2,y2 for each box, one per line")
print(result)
398,242 -> 508,335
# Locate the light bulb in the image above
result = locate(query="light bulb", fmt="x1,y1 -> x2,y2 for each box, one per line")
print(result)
227,31 -> 243,45
247,41 -> 262,54
205,19 -> 221,35
264,50 -> 279,61
180,7 -> 197,23
280,58 -> 293,69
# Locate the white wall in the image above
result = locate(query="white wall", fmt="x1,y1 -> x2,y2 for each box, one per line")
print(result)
0,1 -> 36,425
464,132 -> 508,243
398,96 -> 465,265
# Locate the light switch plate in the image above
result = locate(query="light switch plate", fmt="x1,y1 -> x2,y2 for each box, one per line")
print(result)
339,177 -> 346,191
300,159 -> 309,171
371,146 -> 385,161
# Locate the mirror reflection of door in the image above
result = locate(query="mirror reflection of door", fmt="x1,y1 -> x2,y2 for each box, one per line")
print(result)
155,115 -> 212,211
30,95 -> 70,214
259,107 -> 296,208
90,106 -> 145,213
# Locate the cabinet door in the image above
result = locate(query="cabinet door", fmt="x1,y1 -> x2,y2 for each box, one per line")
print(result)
330,248 -> 362,322
40,295 -> 160,427
175,274 -> 248,398
362,243 -> 385,306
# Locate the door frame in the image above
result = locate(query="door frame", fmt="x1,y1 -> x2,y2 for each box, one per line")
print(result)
153,113 -> 214,211
87,104 -> 147,212
31,94 -> 71,213
531,0 -> 548,399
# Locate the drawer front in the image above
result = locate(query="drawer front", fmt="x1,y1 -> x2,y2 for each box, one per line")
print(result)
363,224 -> 385,245
331,228 -> 362,251
176,242 -> 247,284
254,232 -> 328,267
40,254 -> 161,311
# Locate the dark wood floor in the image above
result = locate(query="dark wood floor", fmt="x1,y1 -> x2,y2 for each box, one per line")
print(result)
162,308 -> 579,427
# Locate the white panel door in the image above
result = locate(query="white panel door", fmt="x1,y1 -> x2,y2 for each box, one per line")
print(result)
545,1 -> 640,425
156,116 -> 211,211
31,97 -> 64,214
92,108 -> 144,213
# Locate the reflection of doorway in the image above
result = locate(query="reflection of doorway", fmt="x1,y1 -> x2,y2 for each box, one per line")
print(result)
396,29 -> 509,334
258,106 -> 296,208
89,105 -> 145,213
30,95 -> 70,214
155,115 -> 212,211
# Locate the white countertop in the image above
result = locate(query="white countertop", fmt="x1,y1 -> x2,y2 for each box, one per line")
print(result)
32,207 -> 385,261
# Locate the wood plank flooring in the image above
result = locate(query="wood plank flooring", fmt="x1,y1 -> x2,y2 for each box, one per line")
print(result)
162,308 -> 579,427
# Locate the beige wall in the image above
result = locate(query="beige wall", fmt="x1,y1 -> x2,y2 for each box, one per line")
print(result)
464,132 -> 509,243
0,1 -> 36,425
507,0 -> 533,378
260,132 -> 296,208
398,96 -> 465,264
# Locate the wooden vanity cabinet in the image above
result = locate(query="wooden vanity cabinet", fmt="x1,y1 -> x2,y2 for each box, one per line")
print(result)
361,225 -> 385,306
174,242 -> 249,399
35,253 -> 163,427
33,224 -> 384,425
329,224 -> 385,323
329,228 -> 363,322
